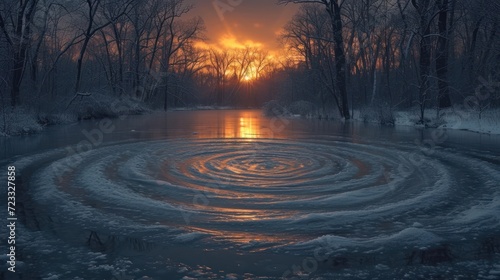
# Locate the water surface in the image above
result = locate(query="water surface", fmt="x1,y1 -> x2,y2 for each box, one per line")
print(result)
1,110 -> 499,279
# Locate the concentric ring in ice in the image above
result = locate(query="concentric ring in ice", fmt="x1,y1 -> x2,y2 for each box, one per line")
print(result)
15,137 -> 499,252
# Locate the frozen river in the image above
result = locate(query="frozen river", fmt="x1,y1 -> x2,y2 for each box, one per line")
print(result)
1,110 -> 500,279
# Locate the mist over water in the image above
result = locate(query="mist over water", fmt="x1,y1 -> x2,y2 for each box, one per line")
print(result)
1,110 -> 500,279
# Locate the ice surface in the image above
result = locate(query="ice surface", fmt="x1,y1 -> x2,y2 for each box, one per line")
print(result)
174,232 -> 210,243
2,110 -> 499,279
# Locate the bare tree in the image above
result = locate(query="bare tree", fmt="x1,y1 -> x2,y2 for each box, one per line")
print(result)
208,48 -> 235,105
0,0 -> 39,106
279,0 -> 350,119
435,0 -> 453,109
160,11 -> 204,110
74,0 -> 133,93
344,0 -> 385,105
411,0 -> 434,123
282,4 -> 342,114
252,49 -> 271,79
232,46 -> 253,82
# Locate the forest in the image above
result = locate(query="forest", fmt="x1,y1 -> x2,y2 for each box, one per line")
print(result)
1,0 -> 499,133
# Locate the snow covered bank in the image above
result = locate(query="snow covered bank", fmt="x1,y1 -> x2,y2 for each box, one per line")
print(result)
353,107 -> 500,135
172,105 -> 235,111
0,107 -> 43,136
1,93 -> 151,137
262,100 -> 315,118
261,100 -> 500,135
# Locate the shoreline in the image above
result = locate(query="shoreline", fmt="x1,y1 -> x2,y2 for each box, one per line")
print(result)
2,107 -> 500,137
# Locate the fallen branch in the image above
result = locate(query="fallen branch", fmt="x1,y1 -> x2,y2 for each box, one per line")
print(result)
65,92 -> 92,111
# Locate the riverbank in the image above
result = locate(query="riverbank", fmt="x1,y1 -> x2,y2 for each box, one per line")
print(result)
3,99 -> 500,137
352,107 -> 500,135
262,100 -> 500,135
0,93 -> 151,137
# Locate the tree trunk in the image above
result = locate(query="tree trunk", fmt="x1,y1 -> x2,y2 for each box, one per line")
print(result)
164,73 -> 169,111
412,0 -> 432,123
329,1 -> 350,119
101,30 -> 116,95
468,19 -> 482,91
419,29 -> 431,122
134,35 -> 141,97
11,51 -> 25,106
111,23 -> 124,96
436,0 -> 452,109
74,36 -> 91,93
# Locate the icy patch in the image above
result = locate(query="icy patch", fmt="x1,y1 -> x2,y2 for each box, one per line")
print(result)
298,235 -> 357,249
379,227 -> 443,246
375,264 -> 390,270
42,274 -> 60,280
295,227 -> 442,250
88,264 -> 115,271
225,273 -> 239,280
173,232 -> 209,243
452,194 -> 500,227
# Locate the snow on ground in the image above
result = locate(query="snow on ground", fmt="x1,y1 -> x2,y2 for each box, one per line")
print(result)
437,109 -> 500,134
0,106 -> 43,136
173,105 -> 235,111
352,107 -> 500,135
262,99 -> 500,135
0,94 -> 150,136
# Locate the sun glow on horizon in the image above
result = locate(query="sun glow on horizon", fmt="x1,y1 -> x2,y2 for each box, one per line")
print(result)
219,34 -> 263,50
193,34 -> 287,82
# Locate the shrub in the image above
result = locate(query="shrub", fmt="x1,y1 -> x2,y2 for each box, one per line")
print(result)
65,92 -> 151,120
360,104 -> 395,125
262,100 -> 288,117
0,107 -> 43,136
289,100 -> 314,117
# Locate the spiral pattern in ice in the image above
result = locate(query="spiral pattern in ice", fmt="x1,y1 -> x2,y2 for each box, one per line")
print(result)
17,137 -> 499,252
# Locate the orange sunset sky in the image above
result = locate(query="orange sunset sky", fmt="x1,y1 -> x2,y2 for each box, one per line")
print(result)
187,0 -> 299,52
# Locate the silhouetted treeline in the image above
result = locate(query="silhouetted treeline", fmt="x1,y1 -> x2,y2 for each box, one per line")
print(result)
279,0 -> 500,122
1,0 -> 499,120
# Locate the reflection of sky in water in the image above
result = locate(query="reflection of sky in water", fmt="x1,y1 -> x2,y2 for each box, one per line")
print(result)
221,112 -> 261,138
180,110 -> 269,139
238,115 -> 258,138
